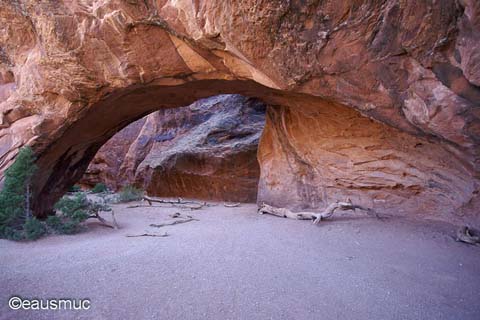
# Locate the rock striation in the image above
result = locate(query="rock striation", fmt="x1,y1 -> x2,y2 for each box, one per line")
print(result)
0,1 -> 478,225
81,94 -> 265,202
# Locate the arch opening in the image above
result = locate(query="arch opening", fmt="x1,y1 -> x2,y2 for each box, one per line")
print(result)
78,94 -> 266,203
31,79 -> 281,216
29,80 -> 479,226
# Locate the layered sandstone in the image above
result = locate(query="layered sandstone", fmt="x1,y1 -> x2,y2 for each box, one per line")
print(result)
0,1 -> 478,225
81,94 -> 265,202
259,102 -> 479,226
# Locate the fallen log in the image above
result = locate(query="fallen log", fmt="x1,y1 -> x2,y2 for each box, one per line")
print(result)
311,201 -> 379,224
143,196 -> 201,205
142,196 -> 206,210
258,200 -> 379,224
258,203 -> 317,220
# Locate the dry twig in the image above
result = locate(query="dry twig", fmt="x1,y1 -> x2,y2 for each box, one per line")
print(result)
150,218 -> 198,228
126,232 -> 169,238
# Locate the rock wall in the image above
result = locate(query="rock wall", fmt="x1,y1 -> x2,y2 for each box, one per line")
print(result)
258,102 -> 479,226
79,117 -> 146,190
81,95 -> 265,202
0,1 -> 478,224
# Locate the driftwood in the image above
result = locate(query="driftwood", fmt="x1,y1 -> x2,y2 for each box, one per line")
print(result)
224,202 -> 241,208
150,217 -> 199,228
127,204 -> 204,210
258,203 -> 316,220
126,232 -> 169,238
455,226 -> 480,245
142,196 -> 206,210
143,196 -> 202,205
258,200 -> 379,224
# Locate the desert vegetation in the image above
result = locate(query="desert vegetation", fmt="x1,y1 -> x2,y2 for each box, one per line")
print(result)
91,182 -> 108,194
0,148 -> 122,240
117,185 -> 144,203
0,147 -> 40,240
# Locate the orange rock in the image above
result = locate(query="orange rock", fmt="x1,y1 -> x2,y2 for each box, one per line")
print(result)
0,1 -> 477,225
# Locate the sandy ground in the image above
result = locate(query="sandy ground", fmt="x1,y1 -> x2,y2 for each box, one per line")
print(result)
1,201 -> 479,320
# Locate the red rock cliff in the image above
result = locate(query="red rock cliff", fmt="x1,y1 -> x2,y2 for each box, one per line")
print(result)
0,1 -> 478,225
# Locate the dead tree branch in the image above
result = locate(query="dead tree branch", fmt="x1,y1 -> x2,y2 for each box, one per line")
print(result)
150,218 -> 198,228
127,204 -> 163,208
258,204 -> 316,220
311,201 -> 379,224
258,200 -> 379,224
86,212 -> 116,229
142,196 -> 206,210
144,196 -> 201,205
126,232 -> 169,238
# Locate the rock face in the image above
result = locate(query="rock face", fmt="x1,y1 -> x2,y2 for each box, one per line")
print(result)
0,1 -> 479,225
81,95 -> 265,202
259,102 -> 479,225
79,116 -> 146,190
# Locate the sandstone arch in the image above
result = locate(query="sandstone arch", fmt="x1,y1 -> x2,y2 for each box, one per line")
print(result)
0,1 -> 479,225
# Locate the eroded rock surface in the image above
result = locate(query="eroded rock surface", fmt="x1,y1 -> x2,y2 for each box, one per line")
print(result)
81,95 -> 265,202
258,102 -> 479,226
0,1 -> 478,225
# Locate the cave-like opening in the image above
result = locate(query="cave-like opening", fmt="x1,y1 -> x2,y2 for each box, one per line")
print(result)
79,94 -> 267,203
30,79 -> 284,216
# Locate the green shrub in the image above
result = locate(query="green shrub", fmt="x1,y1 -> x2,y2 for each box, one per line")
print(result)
46,215 -> 62,229
52,192 -> 90,234
51,192 -> 111,234
45,215 -> 78,234
24,218 -> 46,240
46,215 -> 80,235
0,147 -> 37,240
91,183 -> 107,194
0,146 -> 114,241
118,185 -> 144,203
54,192 -> 90,221
0,226 -> 23,241
68,184 -> 82,193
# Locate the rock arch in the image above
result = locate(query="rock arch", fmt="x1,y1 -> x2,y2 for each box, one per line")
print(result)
0,1 -> 478,224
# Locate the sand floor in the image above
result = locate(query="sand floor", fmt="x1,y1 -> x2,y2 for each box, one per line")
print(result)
1,201 -> 479,320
